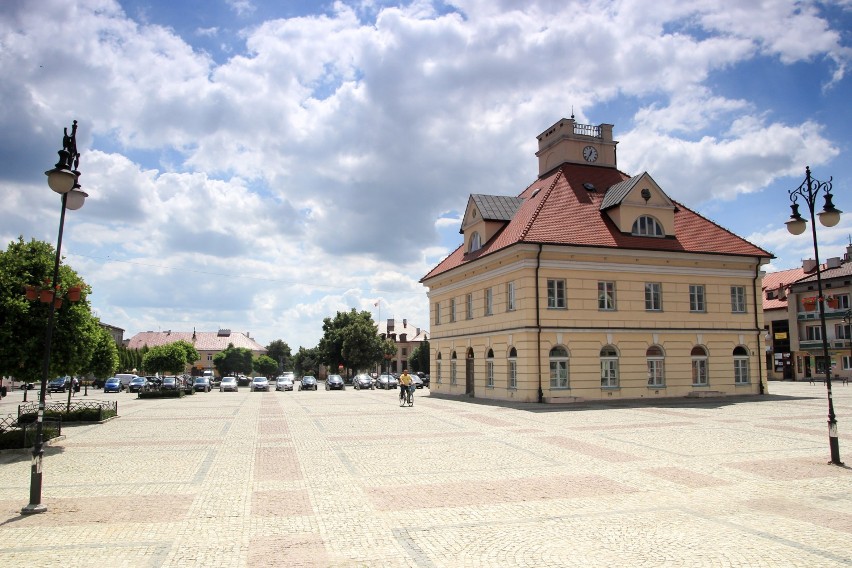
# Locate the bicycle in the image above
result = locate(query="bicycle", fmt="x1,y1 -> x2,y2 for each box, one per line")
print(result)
399,384 -> 413,407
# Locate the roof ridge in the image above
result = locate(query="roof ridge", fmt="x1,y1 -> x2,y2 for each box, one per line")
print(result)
518,168 -> 563,241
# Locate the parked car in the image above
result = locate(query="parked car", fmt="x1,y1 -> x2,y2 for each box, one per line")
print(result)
411,375 -> 424,389
376,374 -> 398,389
352,374 -> 374,390
161,376 -> 179,390
325,374 -> 345,390
18,382 -> 36,390
103,377 -> 124,393
48,377 -> 71,393
193,377 -> 211,392
220,376 -> 238,392
128,377 -> 149,393
276,376 -> 293,391
418,373 -> 430,388
251,376 -> 269,392
298,376 -> 318,391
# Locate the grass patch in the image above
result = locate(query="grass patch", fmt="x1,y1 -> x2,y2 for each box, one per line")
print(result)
138,389 -> 185,399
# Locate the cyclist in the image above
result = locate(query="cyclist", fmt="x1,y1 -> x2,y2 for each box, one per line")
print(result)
398,369 -> 413,405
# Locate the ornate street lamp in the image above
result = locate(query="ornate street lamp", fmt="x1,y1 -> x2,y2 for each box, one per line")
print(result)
785,166 -> 843,466
22,121 -> 88,515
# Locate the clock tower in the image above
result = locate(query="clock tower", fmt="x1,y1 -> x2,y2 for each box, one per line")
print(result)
535,117 -> 617,177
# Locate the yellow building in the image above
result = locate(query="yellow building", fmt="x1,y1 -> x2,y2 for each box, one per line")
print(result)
421,117 -> 772,403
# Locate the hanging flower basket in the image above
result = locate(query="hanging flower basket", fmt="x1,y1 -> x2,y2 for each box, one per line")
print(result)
39,289 -> 54,303
826,296 -> 839,309
66,285 -> 82,302
53,297 -> 63,309
24,285 -> 37,301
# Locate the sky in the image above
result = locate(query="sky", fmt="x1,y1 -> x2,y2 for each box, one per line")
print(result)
1,0 -> 851,351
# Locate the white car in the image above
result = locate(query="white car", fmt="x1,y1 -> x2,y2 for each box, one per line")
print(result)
251,376 -> 269,392
220,376 -> 238,392
275,376 -> 293,391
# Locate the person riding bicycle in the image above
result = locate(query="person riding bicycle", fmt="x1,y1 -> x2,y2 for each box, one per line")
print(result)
398,369 -> 413,404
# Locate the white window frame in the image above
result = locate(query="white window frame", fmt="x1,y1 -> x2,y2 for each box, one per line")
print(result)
632,215 -> 664,237
806,325 -> 822,341
549,346 -> 569,389
734,357 -> 749,384
645,282 -> 662,311
647,346 -> 665,387
485,287 -> 493,316
689,285 -> 706,312
547,279 -> 566,309
600,346 -> 619,388
598,281 -> 616,311
449,298 -> 456,323
450,358 -> 457,385
466,293 -> 473,320
470,231 -> 481,252
731,286 -> 746,313
434,301 -> 441,325
692,347 -> 708,386
507,281 -> 516,311
486,351 -> 494,387
508,348 -> 517,389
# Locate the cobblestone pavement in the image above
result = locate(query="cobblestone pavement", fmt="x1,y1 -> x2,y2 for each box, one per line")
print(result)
0,381 -> 850,567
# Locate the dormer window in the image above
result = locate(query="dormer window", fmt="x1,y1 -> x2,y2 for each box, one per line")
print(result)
632,215 -> 664,237
469,231 -> 482,252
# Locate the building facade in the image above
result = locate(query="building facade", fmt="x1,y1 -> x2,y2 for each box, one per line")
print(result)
125,329 -> 267,376
421,117 -> 772,403
377,318 -> 429,373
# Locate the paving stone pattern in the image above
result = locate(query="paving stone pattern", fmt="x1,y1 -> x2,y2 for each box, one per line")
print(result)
0,382 -> 850,567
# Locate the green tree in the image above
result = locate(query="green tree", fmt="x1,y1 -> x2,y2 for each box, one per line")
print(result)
253,355 -> 279,377
0,237 -> 99,382
87,326 -> 119,379
265,339 -> 292,371
293,346 -> 320,377
143,343 -> 187,376
318,309 -> 383,374
409,340 -> 430,373
172,340 -> 199,369
380,338 -> 397,373
213,343 -> 254,376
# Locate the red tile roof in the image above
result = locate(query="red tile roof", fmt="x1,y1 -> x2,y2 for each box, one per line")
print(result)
762,266 -> 807,311
423,164 -> 773,281
126,331 -> 266,353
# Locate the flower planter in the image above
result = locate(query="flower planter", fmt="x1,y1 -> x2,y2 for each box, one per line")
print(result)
39,289 -> 54,303
53,297 -> 63,309
826,298 -> 839,309
66,285 -> 82,302
24,285 -> 37,301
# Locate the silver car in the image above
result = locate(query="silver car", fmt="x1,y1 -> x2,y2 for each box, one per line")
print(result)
353,374 -> 374,390
376,374 -> 398,389
251,376 -> 269,392
275,376 -> 293,391
220,376 -> 239,392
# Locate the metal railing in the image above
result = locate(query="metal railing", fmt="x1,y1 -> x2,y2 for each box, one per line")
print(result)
18,399 -> 117,421
573,123 -> 601,138
0,412 -> 62,448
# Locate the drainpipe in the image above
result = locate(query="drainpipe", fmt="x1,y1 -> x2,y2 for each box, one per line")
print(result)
537,244 -> 544,403
753,259 -> 765,394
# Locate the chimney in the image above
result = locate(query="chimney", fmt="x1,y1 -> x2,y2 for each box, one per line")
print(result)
803,259 -> 817,273
403,319 -> 407,328
827,257 -> 841,269
387,318 -> 394,331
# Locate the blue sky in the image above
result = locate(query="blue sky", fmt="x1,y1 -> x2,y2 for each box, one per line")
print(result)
1,0 -> 851,350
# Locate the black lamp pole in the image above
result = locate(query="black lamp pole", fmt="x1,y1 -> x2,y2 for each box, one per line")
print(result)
785,166 -> 843,466
22,121 -> 87,514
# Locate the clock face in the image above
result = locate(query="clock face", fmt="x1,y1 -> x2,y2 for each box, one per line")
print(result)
583,146 -> 598,162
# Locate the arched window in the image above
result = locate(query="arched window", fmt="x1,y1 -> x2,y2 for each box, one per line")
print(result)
691,345 -> 708,386
733,346 -> 750,384
600,345 -> 619,388
486,348 -> 495,387
549,346 -> 569,389
508,347 -> 517,389
632,215 -> 664,237
450,351 -> 458,385
436,352 -> 442,384
647,345 -> 665,386
470,231 -> 482,252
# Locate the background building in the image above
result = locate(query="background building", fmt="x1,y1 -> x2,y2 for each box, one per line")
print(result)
422,117 -> 772,403
125,329 -> 266,376
376,318 -> 429,373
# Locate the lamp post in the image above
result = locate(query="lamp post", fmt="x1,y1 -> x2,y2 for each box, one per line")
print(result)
785,166 -> 843,466
21,121 -> 88,515
843,310 -> 852,385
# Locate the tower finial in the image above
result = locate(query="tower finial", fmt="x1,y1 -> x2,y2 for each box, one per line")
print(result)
570,106 -> 574,120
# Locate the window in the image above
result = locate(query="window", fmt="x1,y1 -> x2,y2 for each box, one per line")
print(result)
600,345 -> 619,388
598,282 -> 616,310
691,345 -> 708,386
485,287 -> 493,316
450,351 -> 457,385
436,353 -> 442,384
843,355 -> 852,371
507,281 -> 516,311
486,349 -> 494,387
508,347 -> 517,389
470,231 -> 481,252
549,346 -> 569,388
836,323 -> 852,340
645,283 -> 662,311
401,347 -> 407,356
647,345 -> 665,386
733,346 -> 749,384
689,285 -> 706,312
435,302 -> 441,325
731,286 -> 746,313
547,279 -> 566,309
466,293 -> 473,320
450,298 -> 456,322
632,215 -> 664,237
806,326 -> 822,341
207,354 -> 213,361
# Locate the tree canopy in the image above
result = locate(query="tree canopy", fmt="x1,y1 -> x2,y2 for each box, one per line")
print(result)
409,340 -> 430,373
213,343 -> 254,376
87,326 -> 119,379
0,237 -> 99,382
265,339 -> 292,371
142,340 -> 199,376
318,309 -> 383,374
253,355 -> 279,377
293,346 -> 321,377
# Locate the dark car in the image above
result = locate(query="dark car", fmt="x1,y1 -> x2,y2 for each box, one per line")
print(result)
193,377 -> 211,392
298,376 -> 318,391
104,377 -> 124,393
161,376 -> 179,390
352,374 -> 374,390
48,377 -> 71,393
418,373 -> 430,388
128,377 -> 149,393
411,375 -> 424,389
18,382 -> 36,390
325,374 -> 345,390
376,374 -> 398,389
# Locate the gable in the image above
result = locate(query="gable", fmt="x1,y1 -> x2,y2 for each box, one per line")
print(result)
461,194 -> 525,253
602,172 -> 676,236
